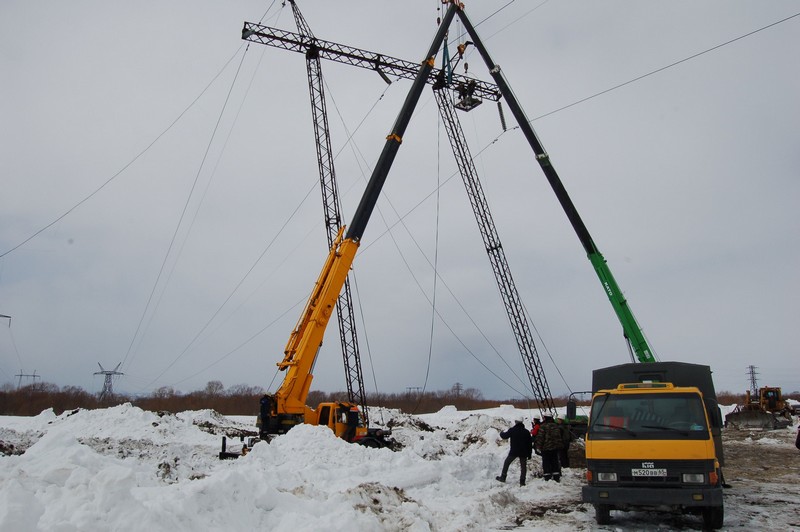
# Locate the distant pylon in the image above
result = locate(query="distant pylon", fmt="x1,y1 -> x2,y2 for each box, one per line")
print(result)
15,369 -> 40,389
746,365 -> 759,397
95,363 -> 123,400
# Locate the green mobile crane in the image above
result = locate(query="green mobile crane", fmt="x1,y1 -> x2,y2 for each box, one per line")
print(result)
455,13 -> 656,365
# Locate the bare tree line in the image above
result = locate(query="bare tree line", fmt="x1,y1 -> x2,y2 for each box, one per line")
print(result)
0,380 -> 777,417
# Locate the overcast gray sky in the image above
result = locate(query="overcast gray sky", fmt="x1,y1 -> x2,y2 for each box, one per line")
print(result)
1,1 -> 798,401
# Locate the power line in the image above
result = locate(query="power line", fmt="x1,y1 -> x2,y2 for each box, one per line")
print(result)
0,46 -> 247,260
4,9 -> 794,263
533,11 -> 800,121
120,45 -> 252,374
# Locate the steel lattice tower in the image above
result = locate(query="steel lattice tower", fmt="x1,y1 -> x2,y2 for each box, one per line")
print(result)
95,363 -> 123,401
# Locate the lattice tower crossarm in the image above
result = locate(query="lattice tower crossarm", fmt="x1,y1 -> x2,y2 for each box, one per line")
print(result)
241,21 -> 501,102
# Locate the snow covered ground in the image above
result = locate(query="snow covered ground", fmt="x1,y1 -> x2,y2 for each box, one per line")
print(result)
1,404 -> 798,531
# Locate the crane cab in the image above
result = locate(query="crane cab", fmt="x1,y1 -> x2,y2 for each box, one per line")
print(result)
305,401 -> 366,442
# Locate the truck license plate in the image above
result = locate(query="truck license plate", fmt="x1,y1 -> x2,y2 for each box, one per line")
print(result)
631,468 -> 667,477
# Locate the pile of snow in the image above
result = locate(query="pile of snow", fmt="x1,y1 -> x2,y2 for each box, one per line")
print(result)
2,403 -> 798,531
786,398 -> 800,414
0,404 -> 587,531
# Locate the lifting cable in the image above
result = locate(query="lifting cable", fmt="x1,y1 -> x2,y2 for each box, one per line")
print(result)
412,108 -> 444,414
411,9 -> 449,412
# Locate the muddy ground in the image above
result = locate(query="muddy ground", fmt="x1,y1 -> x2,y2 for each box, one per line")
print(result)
715,427 -> 800,529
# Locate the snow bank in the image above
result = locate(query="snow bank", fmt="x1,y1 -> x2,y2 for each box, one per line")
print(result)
0,404 -> 588,531
3,403 -> 796,531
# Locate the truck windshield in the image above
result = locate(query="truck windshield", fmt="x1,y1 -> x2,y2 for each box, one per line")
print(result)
588,392 -> 709,440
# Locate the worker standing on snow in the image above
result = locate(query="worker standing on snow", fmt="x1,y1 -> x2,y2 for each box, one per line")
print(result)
534,414 -> 562,482
496,417 -> 532,486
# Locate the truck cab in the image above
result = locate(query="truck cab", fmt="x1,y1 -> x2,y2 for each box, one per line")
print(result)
582,362 -> 725,529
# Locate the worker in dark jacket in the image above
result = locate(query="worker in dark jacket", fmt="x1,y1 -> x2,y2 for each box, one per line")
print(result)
496,417 -> 532,486
534,414 -> 562,481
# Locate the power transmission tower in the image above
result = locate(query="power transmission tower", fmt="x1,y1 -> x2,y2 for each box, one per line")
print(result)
15,370 -> 40,388
95,363 -> 123,401
746,365 -> 759,397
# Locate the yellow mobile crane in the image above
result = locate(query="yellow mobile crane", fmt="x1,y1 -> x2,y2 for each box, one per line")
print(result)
250,2 -> 463,448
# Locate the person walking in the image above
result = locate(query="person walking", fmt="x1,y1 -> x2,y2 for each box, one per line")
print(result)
496,417 -> 532,486
534,414 -> 562,482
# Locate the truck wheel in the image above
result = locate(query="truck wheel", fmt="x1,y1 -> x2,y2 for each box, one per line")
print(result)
594,504 -> 611,525
702,505 -> 724,530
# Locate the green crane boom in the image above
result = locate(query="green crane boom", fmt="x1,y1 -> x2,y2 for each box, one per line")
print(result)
454,10 -> 656,364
